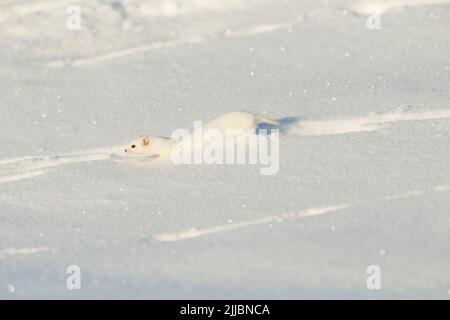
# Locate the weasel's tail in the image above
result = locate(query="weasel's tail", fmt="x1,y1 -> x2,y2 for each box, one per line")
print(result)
255,115 -> 280,125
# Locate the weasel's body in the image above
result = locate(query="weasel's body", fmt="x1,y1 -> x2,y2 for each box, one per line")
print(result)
124,111 -> 279,158
203,111 -> 279,133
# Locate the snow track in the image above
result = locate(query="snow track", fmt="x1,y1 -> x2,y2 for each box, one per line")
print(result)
155,204 -> 350,241
47,20 -> 300,68
286,108 -> 450,136
0,147 -> 122,184
1,108 -> 448,184
0,247 -> 52,259
155,183 -> 450,242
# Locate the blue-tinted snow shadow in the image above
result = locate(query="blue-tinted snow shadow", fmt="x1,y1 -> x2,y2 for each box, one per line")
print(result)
256,117 -> 300,135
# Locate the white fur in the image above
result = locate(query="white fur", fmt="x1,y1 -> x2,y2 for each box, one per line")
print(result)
204,111 -> 278,132
124,136 -> 176,158
124,111 -> 278,158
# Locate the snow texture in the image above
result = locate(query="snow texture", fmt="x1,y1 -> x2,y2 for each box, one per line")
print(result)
1,0 -> 450,299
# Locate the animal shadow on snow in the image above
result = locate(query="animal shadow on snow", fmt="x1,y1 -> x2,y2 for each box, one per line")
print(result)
256,117 -> 300,135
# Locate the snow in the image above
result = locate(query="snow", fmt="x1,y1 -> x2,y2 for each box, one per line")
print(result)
1,0 -> 450,299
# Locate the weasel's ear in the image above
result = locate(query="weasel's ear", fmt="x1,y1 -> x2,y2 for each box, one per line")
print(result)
142,136 -> 150,146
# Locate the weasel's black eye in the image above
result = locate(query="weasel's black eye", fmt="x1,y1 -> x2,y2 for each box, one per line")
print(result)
131,145 -> 136,149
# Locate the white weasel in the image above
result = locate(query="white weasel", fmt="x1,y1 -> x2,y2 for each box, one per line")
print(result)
124,111 -> 279,158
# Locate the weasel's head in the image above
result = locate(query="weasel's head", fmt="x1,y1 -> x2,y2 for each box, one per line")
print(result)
124,136 -> 150,155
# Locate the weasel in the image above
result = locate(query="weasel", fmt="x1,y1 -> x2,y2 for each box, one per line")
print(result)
124,135 -> 177,158
124,111 -> 279,158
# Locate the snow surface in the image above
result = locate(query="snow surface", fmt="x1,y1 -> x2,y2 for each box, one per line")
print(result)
1,0 -> 450,299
